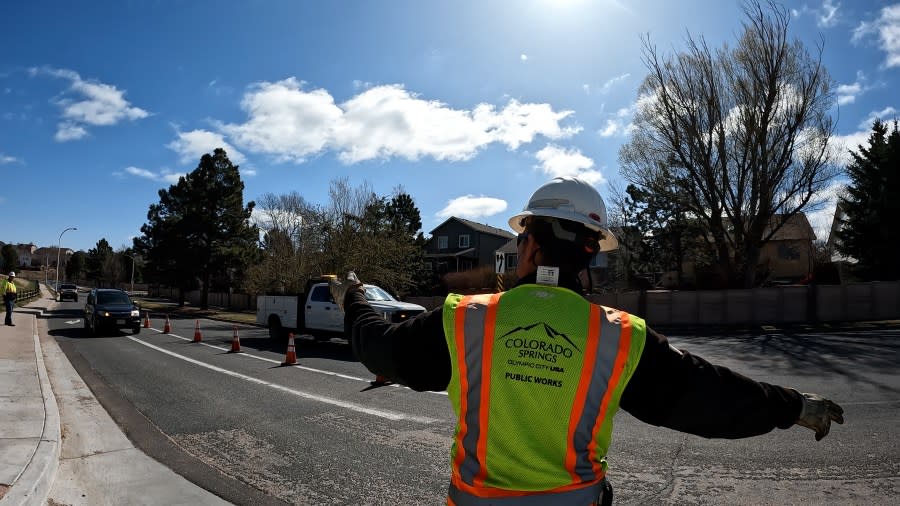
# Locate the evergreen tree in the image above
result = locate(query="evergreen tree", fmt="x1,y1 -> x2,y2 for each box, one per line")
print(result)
134,148 -> 259,308
1,244 -> 17,272
837,120 -> 900,280
86,239 -> 116,287
65,251 -> 87,283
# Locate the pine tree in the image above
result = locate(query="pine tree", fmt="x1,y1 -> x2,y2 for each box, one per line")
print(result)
135,148 -> 259,308
837,120 -> 900,280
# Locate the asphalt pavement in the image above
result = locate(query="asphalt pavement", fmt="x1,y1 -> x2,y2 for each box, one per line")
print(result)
3,284 -> 897,505
0,284 -> 230,505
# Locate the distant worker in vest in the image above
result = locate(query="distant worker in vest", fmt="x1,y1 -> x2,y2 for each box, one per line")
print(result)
331,176 -> 844,505
3,271 -> 17,326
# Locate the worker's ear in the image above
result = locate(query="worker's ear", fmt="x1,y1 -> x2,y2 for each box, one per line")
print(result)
529,243 -> 542,266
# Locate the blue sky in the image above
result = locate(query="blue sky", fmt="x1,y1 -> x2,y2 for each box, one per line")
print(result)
1,0 -> 898,254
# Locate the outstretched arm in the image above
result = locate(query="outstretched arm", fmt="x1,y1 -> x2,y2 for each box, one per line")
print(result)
342,288 -> 451,392
620,328 -> 842,440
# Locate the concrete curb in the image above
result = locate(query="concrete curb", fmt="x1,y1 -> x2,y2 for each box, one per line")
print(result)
0,315 -> 60,506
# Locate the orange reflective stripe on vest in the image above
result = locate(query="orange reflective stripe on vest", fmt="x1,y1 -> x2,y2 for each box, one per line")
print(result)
452,293 -> 500,488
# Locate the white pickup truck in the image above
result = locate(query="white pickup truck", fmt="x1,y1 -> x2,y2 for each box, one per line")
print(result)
256,278 -> 427,340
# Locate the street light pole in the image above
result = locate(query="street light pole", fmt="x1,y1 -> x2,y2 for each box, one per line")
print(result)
55,227 -> 77,294
123,254 -> 137,294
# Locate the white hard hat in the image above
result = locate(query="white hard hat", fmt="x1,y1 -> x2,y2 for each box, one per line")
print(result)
8,272 -> 14,277
509,176 -> 618,252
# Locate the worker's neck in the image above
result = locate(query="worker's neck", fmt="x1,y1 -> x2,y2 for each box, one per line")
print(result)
514,269 -> 583,293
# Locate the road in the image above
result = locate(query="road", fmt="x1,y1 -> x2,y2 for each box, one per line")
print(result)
45,300 -> 900,505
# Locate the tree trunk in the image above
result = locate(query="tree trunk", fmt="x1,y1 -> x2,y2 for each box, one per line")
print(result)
741,243 -> 763,288
200,271 -> 210,310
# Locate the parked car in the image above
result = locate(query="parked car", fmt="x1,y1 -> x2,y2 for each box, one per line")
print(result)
83,288 -> 141,336
58,283 -> 79,302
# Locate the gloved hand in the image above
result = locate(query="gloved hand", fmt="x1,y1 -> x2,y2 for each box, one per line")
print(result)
795,392 -> 844,441
329,271 -> 363,311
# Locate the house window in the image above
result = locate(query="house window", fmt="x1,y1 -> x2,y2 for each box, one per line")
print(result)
438,236 -> 448,250
459,234 -> 470,248
777,243 -> 800,260
507,254 -> 518,270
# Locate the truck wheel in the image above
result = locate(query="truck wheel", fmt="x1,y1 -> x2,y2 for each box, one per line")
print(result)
268,316 -> 285,340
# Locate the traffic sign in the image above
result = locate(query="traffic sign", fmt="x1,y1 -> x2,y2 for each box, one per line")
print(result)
495,252 -> 505,273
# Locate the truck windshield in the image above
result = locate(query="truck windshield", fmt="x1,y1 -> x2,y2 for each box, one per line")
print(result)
363,286 -> 395,302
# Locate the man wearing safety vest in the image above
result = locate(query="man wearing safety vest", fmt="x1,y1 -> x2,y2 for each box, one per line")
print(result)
3,271 -> 17,326
331,176 -> 844,505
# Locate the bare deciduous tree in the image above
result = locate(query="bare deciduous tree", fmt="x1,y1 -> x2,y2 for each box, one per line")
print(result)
249,191 -> 321,294
620,0 -> 838,287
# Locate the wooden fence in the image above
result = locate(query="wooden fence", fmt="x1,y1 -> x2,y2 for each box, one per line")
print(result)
146,281 -> 900,326
407,281 -> 900,326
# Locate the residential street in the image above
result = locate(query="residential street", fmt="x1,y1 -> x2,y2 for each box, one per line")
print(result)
44,300 -> 900,505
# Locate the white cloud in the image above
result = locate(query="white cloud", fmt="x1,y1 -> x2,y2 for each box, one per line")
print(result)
599,73 -> 630,94
54,122 -> 88,142
859,106 -> 898,129
118,166 -> 183,184
30,66 -> 149,142
0,153 -> 18,164
805,180 -> 846,241
223,78 -> 342,163
599,120 -> 618,137
221,78 -> 579,164
818,0 -> 840,28
598,104 -> 636,138
437,195 -> 508,220
836,71 -> 871,106
167,129 -> 246,165
583,84 -> 590,95
853,4 -> 900,67
520,54 -> 528,62
830,130 -> 872,165
836,82 -> 861,105
793,1 -> 842,28
534,144 -> 606,184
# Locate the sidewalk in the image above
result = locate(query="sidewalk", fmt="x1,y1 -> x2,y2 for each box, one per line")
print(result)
0,285 -> 231,505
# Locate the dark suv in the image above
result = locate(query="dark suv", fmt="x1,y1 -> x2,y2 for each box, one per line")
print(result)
84,288 -> 141,336
58,283 -> 78,302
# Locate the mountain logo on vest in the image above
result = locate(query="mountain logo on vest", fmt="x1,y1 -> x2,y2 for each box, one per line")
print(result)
499,322 -> 581,362
499,323 -> 577,387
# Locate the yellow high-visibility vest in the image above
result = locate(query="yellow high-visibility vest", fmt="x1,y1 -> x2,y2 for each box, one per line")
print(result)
443,284 -> 646,505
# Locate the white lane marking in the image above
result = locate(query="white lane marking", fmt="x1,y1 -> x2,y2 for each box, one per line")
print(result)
65,319 -> 81,325
147,328 -> 448,396
127,335 -> 438,423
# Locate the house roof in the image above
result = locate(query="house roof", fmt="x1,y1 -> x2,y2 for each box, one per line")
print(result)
496,238 -> 518,254
767,213 -> 816,241
429,216 -> 515,239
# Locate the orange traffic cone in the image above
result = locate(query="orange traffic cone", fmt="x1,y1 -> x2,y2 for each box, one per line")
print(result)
371,374 -> 390,386
193,320 -> 202,342
143,311 -> 150,328
163,315 -> 171,333
282,333 -> 297,366
228,325 -> 241,353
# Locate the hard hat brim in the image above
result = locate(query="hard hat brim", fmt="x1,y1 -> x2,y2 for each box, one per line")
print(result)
509,210 -> 619,252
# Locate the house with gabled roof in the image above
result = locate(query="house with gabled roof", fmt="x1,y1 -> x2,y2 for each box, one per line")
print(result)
425,217 -> 515,273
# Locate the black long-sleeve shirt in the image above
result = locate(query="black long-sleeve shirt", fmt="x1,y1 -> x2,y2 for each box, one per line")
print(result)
345,278 -> 802,439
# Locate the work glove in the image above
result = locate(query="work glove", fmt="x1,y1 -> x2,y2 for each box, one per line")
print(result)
795,392 -> 844,441
329,271 -> 363,311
